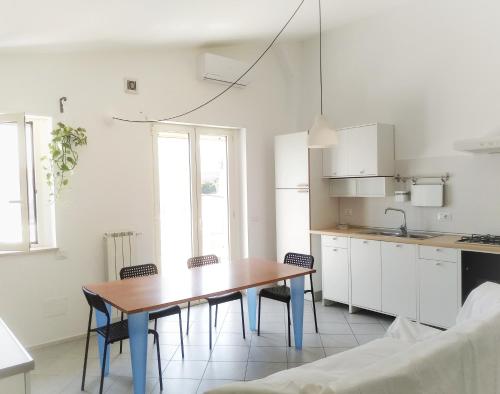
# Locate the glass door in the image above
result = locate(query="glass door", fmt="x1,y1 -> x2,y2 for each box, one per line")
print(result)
154,125 -> 236,270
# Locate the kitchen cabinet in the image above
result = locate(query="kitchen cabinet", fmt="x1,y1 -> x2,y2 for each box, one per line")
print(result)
322,130 -> 349,177
323,123 -> 395,178
322,235 -> 349,304
381,242 -> 417,319
329,177 -> 394,198
351,238 -> 381,311
275,132 -> 309,189
418,246 -> 459,328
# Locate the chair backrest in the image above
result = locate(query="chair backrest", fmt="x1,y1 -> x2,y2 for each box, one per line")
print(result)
187,254 -> 219,269
284,252 -> 314,270
120,263 -> 158,280
82,287 -> 110,321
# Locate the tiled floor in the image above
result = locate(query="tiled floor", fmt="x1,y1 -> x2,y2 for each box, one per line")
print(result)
30,297 -> 393,394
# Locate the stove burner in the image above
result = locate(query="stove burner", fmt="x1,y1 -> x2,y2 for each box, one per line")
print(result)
458,234 -> 500,246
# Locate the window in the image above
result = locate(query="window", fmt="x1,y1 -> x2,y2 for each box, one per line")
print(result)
0,113 -> 56,252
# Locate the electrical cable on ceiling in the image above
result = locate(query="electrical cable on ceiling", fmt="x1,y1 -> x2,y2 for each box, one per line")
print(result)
113,0 -> 306,123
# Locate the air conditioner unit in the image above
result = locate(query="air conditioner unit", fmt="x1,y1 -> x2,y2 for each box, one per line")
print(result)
199,53 -> 250,87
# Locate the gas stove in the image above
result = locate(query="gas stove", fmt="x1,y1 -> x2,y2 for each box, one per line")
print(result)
457,234 -> 500,246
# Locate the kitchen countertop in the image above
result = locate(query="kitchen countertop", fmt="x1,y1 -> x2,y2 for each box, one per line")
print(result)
310,227 -> 500,254
0,318 -> 34,379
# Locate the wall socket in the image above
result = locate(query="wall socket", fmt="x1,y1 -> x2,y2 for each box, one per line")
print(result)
437,212 -> 452,222
344,208 -> 353,216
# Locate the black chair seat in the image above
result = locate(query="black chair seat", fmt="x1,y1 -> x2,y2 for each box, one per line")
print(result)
95,320 -> 157,344
207,291 -> 242,306
149,305 -> 181,321
260,285 -> 290,302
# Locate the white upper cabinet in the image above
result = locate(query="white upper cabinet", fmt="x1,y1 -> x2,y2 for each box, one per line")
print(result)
275,131 -> 309,189
322,130 -> 349,177
323,123 -> 395,178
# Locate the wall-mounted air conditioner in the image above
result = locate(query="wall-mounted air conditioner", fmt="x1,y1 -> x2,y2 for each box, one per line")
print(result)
199,53 -> 250,87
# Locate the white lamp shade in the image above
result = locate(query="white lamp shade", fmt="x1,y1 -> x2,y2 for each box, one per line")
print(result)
308,114 -> 338,148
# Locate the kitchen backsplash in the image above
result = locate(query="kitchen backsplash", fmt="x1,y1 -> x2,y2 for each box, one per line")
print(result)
338,154 -> 500,235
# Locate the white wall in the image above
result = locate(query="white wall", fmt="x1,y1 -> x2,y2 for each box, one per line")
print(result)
0,43 -> 302,347
301,0 -> 500,234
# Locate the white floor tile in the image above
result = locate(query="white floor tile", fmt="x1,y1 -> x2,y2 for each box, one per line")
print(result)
203,361 -> 246,380
248,346 -> 287,362
164,361 -> 208,380
349,323 -> 386,335
245,362 -> 287,380
210,346 -> 249,362
197,379 -> 238,394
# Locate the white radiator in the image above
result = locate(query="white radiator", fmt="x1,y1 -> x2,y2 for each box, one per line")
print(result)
104,231 -> 140,282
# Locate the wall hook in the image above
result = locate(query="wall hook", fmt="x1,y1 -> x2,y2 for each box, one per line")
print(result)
59,96 -> 67,113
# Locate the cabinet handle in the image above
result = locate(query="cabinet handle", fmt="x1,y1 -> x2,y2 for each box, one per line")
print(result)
435,248 -> 442,252
332,236 -> 337,240
363,240 -> 369,244
360,170 -> 365,174
333,248 -> 338,252
395,244 -> 402,248
435,262 -> 442,266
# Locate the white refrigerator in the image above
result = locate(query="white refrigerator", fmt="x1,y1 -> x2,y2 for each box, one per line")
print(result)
275,131 -> 311,265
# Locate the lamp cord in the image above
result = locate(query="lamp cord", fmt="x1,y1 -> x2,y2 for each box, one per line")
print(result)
113,0 -> 306,123
319,0 -> 323,115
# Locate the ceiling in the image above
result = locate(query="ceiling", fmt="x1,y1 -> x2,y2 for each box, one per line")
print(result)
1,0 -> 411,51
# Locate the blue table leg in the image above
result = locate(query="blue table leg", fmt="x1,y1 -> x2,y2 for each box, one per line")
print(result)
95,303 -> 112,376
128,312 -> 149,394
290,276 -> 305,349
247,287 -> 257,331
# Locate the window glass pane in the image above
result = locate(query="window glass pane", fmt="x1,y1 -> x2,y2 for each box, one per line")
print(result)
199,134 -> 230,262
0,122 -> 23,243
158,133 -> 193,268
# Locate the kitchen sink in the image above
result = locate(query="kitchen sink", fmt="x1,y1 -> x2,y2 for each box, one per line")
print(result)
363,230 -> 438,240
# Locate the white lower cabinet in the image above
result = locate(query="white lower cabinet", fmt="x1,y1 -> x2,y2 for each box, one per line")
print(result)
381,242 -> 417,319
351,238 -> 381,311
322,238 -> 349,304
418,257 -> 458,328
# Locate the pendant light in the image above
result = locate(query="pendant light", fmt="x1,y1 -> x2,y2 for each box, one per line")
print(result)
308,0 -> 338,148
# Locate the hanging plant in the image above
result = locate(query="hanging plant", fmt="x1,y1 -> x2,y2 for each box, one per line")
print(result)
42,122 -> 87,197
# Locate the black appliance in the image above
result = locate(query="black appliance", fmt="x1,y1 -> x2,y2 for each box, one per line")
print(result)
462,250 -> 500,302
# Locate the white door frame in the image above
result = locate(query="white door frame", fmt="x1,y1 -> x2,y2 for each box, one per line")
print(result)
152,123 -> 241,270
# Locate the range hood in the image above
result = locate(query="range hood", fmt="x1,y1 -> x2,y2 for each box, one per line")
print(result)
454,128 -> 500,154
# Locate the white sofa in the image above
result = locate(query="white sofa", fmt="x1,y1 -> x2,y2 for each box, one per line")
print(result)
208,282 -> 500,394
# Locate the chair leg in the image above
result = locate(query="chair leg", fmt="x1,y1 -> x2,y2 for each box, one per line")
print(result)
209,305 -> 213,350
286,302 -> 291,347
186,301 -> 191,335
178,311 -> 185,359
99,338 -> 109,394
153,318 -> 158,344
310,275 -> 318,333
257,294 -> 262,336
81,329 -> 91,390
240,297 -> 246,339
81,310 -> 93,391
215,304 -> 218,327
154,332 -> 163,391
119,312 -> 124,354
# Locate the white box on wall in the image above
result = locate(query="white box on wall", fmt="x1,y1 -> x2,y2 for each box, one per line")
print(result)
411,184 -> 444,207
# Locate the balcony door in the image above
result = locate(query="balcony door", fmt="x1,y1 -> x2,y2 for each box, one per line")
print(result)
153,124 -> 238,270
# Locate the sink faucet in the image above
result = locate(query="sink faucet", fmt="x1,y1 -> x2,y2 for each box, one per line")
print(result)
385,208 -> 408,237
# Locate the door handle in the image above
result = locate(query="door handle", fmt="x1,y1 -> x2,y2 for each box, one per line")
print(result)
297,183 -> 309,188
297,189 -> 309,193
8,200 -> 21,204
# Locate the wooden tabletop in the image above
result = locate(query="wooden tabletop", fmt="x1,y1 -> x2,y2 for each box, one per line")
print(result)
84,258 -> 315,314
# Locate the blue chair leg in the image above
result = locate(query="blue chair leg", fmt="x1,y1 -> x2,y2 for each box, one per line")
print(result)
290,276 -> 305,349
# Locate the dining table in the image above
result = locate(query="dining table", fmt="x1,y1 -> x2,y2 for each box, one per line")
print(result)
83,257 -> 315,394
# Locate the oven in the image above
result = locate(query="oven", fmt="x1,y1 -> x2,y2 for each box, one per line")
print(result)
462,250 -> 500,302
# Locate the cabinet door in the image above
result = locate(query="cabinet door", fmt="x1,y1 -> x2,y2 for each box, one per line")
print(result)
322,246 -> 349,304
419,259 -> 458,328
275,188 -> 310,263
275,132 -> 309,189
347,125 -> 378,176
322,130 -> 348,177
381,242 -> 417,319
351,238 -> 381,311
